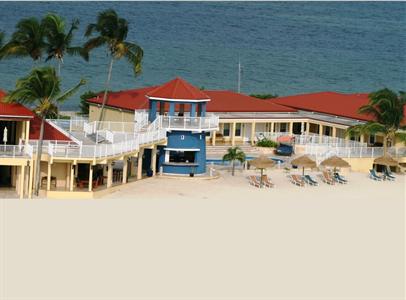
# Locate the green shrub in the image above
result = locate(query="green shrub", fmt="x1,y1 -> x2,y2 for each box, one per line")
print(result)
256,138 -> 278,148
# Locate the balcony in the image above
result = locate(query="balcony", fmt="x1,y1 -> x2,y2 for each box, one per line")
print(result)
0,144 -> 33,158
160,115 -> 219,132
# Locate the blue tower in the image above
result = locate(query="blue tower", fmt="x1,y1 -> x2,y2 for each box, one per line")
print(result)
146,77 -> 218,176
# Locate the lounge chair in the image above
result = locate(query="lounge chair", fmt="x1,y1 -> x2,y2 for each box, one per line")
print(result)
369,169 -> 382,181
290,175 -> 305,187
262,175 -> 275,188
248,176 -> 261,188
304,175 -> 318,186
384,167 -> 396,181
333,172 -> 348,184
321,171 -> 335,185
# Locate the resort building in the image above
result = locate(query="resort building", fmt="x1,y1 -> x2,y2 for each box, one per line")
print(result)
0,77 -> 405,199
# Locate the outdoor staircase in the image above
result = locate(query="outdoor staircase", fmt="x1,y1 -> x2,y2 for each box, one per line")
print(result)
206,144 -> 262,158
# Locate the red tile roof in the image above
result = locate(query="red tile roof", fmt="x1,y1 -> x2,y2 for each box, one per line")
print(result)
205,90 -> 296,112
88,87 -> 296,113
270,92 -> 374,121
147,77 -> 210,101
88,86 -> 157,111
0,89 -> 71,141
0,90 -> 35,119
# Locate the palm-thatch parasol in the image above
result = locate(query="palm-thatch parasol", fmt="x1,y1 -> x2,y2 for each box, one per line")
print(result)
374,155 -> 398,167
320,155 -> 350,169
249,155 -> 276,187
291,155 -> 317,175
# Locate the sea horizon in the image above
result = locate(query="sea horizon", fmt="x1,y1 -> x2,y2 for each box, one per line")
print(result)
0,1 -> 405,109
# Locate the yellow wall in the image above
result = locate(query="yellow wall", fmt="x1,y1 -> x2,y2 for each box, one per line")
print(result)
40,162 -> 70,189
89,105 -> 134,123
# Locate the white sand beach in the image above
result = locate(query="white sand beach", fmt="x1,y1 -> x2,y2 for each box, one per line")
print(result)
0,169 -> 405,300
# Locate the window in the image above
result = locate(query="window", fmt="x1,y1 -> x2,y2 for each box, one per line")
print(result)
169,151 -> 196,163
369,134 -> 375,145
223,124 -> 230,136
235,123 -> 242,136
280,123 -> 287,132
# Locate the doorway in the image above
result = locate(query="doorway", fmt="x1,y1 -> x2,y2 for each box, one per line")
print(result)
0,165 -> 12,187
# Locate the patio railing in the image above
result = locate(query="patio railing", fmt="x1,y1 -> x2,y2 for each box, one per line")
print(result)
0,144 -> 33,158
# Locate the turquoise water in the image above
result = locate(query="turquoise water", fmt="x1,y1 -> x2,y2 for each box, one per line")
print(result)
207,157 -> 284,166
0,2 -> 405,109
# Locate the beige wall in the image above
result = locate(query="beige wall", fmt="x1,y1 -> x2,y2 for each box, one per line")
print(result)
89,105 -> 134,123
40,162 -> 70,189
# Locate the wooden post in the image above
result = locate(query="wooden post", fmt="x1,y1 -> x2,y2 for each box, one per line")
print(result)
25,120 -> 30,145
47,163 -> 52,191
231,122 -> 236,146
151,146 -> 157,176
20,164 -> 25,199
122,158 -> 128,184
88,164 -> 93,192
212,130 -> 216,146
250,122 -> 256,146
28,160 -> 34,199
137,148 -> 144,180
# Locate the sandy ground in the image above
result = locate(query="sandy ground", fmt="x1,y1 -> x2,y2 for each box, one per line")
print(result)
0,169 -> 405,300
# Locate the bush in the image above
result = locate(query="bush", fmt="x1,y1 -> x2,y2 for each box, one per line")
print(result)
256,138 -> 278,148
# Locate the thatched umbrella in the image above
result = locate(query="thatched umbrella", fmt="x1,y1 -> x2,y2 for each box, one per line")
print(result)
320,156 -> 350,169
374,155 -> 399,167
249,155 -> 276,187
291,155 -> 317,175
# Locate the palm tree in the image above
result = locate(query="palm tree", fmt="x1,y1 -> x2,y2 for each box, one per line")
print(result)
0,17 -> 45,61
42,13 -> 88,76
4,66 -> 86,195
346,88 -> 406,156
84,9 -> 143,123
222,147 -> 246,176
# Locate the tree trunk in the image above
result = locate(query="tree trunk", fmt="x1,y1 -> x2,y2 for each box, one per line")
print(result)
98,58 -> 115,126
56,59 -> 62,119
231,160 -> 235,176
383,134 -> 389,157
34,118 -> 45,196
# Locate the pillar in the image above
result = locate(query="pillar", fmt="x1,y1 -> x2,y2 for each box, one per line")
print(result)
212,131 -> 216,146
20,165 -> 25,199
301,122 -> 304,134
137,148 -> 144,180
65,163 -> 70,189
332,127 -> 337,138
270,122 -> 274,133
151,146 -> 157,176
107,161 -> 113,188
201,103 -> 206,117
70,163 -> 75,192
47,163 -> 52,191
289,122 -> 293,135
360,134 -> 365,144
88,164 -> 93,192
231,122 -> 236,146
25,121 -> 30,144
169,102 -> 175,117
148,100 -> 157,122
250,122 -> 256,146
306,122 -> 310,135
28,160 -> 34,199
190,103 -> 197,117
123,158 -> 128,184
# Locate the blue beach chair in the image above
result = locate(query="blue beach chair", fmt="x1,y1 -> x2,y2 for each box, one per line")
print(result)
384,167 -> 396,181
369,169 -> 382,181
304,175 -> 318,186
334,172 -> 348,184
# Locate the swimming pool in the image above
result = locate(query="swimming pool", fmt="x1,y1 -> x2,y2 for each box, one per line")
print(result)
206,157 -> 285,166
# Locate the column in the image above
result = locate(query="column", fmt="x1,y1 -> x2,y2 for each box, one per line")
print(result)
270,122 -> 274,133
70,163 -> 75,192
88,164 -> 93,192
28,160 -> 34,199
137,148 -> 144,180
231,122 -> 236,146
151,146 -> 157,176
306,122 -> 310,135
319,124 -> 323,143
47,163 -> 52,191
20,165 -> 25,199
65,163 -> 70,189
250,122 -> 256,146
107,161 -> 113,188
289,122 -> 293,135
122,158 -> 128,184
360,134 -> 365,144
301,122 -> 304,134
25,121 -> 30,145
212,131 -> 216,146
190,103 -> 197,117
169,102 -> 175,117
332,127 -> 337,138
201,103 -> 206,117
148,100 -> 157,122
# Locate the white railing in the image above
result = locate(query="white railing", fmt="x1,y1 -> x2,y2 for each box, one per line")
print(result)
47,119 -> 83,146
160,115 -> 219,131
0,144 -> 32,158
134,109 -> 149,131
94,121 -> 135,133
257,132 -> 367,148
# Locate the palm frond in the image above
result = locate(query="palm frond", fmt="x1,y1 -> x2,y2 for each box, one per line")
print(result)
84,36 -> 107,51
55,78 -> 86,103
123,42 -> 143,75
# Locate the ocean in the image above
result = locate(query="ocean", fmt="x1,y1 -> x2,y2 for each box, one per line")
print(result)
0,1 -> 405,109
